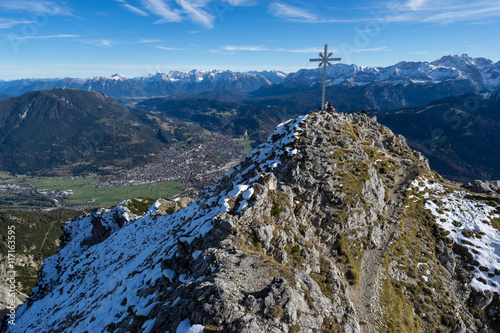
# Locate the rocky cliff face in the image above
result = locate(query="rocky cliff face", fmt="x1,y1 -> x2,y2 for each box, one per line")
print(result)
5,111 -> 500,332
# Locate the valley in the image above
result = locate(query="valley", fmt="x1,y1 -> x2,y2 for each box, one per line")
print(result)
0,133 -> 250,210
1,55 -> 499,332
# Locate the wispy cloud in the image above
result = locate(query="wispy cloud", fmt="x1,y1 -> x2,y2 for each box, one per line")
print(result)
350,47 -> 388,53
9,34 -> 81,40
222,0 -> 253,5
0,19 -> 34,29
0,0 -> 72,15
394,1 -> 500,24
176,0 -> 215,28
275,47 -> 323,53
119,0 -> 255,28
267,2 -> 374,23
137,38 -> 161,43
268,2 -> 317,21
142,0 -> 182,22
223,45 -> 267,51
156,45 -> 184,50
406,0 -> 428,11
85,39 -> 114,47
123,3 -> 149,16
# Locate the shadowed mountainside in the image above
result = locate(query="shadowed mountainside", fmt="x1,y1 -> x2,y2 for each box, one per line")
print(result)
6,111 -> 500,332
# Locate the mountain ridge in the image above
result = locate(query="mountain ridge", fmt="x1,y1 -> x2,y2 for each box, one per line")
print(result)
0,88 -> 166,175
1,55 -> 498,102
0,70 -> 287,98
283,54 -> 500,91
6,110 -> 500,332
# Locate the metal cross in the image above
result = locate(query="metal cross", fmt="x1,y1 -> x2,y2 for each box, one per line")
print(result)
310,44 -> 341,110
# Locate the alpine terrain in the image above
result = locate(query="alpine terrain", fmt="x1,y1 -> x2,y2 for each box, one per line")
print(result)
0,88 -> 166,175
4,110 -> 500,332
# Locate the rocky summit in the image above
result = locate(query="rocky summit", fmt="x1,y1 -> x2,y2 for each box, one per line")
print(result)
5,111 -> 500,333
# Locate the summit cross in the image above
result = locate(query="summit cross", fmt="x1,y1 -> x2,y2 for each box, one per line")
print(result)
309,44 -> 341,110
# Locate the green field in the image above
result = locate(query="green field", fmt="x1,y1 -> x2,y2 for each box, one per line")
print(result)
33,178 -> 182,208
242,140 -> 257,153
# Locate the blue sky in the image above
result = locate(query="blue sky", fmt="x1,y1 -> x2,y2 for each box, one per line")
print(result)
1,0 -> 499,79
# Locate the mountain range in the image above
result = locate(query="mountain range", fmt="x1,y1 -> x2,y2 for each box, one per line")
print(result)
0,70 -> 287,98
284,54 -> 500,91
0,86 -> 498,182
5,111 -> 500,332
0,55 -> 498,107
251,54 -> 500,111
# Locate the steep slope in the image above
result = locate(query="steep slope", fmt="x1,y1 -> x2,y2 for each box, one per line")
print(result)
136,97 -> 301,142
0,88 -> 164,175
0,210 -> 82,317
373,92 -> 500,181
5,111 -> 500,332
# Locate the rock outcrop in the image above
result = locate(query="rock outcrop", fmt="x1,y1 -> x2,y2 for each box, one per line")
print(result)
4,111 -> 500,333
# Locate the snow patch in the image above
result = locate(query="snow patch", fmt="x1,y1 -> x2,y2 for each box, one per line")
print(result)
412,177 -> 500,293
176,318 -> 204,333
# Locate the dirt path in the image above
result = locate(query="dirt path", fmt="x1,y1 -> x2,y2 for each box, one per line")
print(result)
39,219 -> 59,252
348,162 -> 419,332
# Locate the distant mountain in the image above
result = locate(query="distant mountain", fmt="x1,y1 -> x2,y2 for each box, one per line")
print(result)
136,97 -> 301,143
248,70 -> 287,83
252,54 -> 500,110
0,89 -> 166,175
283,54 -> 500,91
251,79 -> 483,111
372,91 -> 500,181
0,70 -> 287,98
2,55 -> 498,110
0,94 -> 11,102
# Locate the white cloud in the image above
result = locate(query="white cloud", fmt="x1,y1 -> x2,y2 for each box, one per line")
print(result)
268,2 -> 317,21
0,0 -> 72,15
0,19 -> 34,29
222,0 -> 253,5
176,0 -> 215,28
9,34 -> 81,40
393,1 -> 500,24
423,5 -> 500,23
126,0 -> 257,28
156,45 -> 184,50
350,47 -> 388,53
142,0 -> 182,22
406,0 -> 428,10
276,47 -> 323,53
85,39 -> 114,47
223,45 -> 267,51
123,3 -> 149,16
137,38 -> 161,43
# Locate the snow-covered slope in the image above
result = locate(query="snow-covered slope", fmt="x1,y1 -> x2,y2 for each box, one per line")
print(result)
411,177 -> 500,293
0,70 -> 285,97
7,111 -> 500,332
8,116 -> 307,332
284,54 -> 500,90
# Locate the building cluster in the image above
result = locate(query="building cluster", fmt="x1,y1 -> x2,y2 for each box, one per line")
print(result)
97,134 -> 248,192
